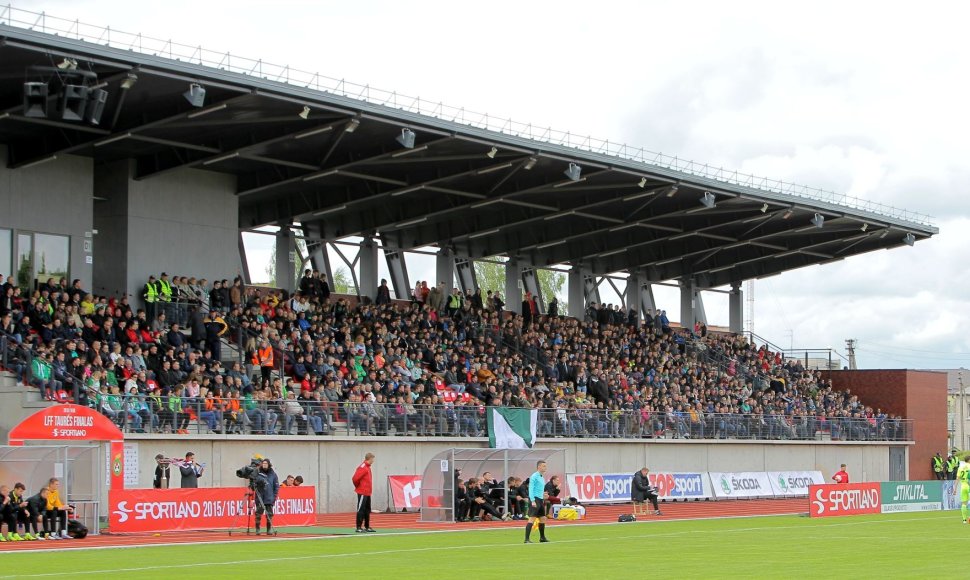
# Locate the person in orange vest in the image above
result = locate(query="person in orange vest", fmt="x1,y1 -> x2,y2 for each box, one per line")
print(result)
257,340 -> 275,386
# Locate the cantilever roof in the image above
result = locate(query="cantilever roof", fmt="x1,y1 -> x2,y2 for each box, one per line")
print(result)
0,20 -> 937,287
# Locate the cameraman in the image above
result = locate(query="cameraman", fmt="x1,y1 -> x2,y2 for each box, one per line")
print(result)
254,458 -> 280,536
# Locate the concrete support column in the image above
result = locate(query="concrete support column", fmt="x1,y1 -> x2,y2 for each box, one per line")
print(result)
505,259 -> 522,314
521,266 -> 543,309
679,279 -> 696,331
436,248 -> 456,291
383,249 -> 411,300
304,222 -> 334,288
625,272 -> 640,322
695,289 -> 708,326
237,232 -> 252,285
568,266 -> 585,319
583,273 -> 602,307
275,227 -> 296,293
729,282 -> 744,334
455,258 -> 478,294
359,237 -> 379,301
640,279 -> 657,318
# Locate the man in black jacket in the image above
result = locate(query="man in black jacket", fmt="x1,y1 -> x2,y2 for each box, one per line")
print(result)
466,478 -> 510,521
26,487 -> 49,539
632,467 -> 661,515
254,458 -> 281,535
179,452 -> 204,488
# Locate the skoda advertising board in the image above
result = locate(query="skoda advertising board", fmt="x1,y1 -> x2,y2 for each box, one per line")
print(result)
709,472 -> 773,499
768,471 -> 825,496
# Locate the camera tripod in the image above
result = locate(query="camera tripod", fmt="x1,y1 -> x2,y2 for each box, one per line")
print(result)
227,484 -> 277,537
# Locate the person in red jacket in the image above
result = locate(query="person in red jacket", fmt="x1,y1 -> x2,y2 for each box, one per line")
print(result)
353,452 -> 376,533
832,464 -> 849,484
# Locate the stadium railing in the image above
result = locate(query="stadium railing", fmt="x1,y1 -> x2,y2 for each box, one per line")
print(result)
98,396 -> 913,442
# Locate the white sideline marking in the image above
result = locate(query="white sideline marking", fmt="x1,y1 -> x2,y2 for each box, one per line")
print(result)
0,510 -> 805,555
0,514 -> 951,578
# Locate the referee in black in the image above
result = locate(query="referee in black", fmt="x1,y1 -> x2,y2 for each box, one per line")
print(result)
524,460 -> 549,543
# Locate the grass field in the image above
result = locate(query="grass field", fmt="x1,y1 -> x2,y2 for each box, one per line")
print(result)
0,512 -> 957,579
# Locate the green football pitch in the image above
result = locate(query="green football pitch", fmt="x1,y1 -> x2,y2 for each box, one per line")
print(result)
0,512 -> 959,579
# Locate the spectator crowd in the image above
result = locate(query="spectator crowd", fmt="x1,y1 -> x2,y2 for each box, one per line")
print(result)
0,269 -> 906,441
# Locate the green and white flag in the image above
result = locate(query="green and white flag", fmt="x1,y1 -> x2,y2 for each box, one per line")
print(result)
487,407 -> 537,449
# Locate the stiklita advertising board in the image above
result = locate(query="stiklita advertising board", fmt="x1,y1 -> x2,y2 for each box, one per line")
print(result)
879,481 -> 942,513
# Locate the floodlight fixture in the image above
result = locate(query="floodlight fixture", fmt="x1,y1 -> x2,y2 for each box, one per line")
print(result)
761,203 -> 769,213
183,83 -> 206,107
699,191 -> 716,209
120,74 -> 138,90
344,118 -> 360,133
486,147 -> 498,159
861,223 -> 868,232
563,162 -> 582,181
299,106 -> 310,120
666,185 -> 679,198
810,213 -> 824,228
523,157 -> 538,170
638,177 -> 647,188
396,128 -> 416,149
56,58 -> 78,70
903,233 -> 915,246
782,209 -> 794,219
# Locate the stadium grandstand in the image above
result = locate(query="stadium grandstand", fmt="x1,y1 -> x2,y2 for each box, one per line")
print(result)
0,5 -> 947,522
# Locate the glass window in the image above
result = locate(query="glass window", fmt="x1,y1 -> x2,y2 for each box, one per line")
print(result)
16,233 -> 31,289
0,229 -> 10,282
34,233 -> 70,288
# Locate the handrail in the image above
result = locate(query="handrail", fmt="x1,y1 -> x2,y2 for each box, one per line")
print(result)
96,396 -> 913,442
0,3 -> 935,228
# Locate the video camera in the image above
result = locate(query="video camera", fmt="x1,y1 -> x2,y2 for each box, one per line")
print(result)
236,458 -> 266,490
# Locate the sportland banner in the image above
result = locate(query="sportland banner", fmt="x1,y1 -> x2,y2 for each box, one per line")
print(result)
109,486 -> 316,532
566,472 -> 712,503
487,407 -> 537,449
880,481 -> 943,513
809,483 -> 881,517
768,471 -> 825,496
710,472 -> 774,499
388,475 -> 422,510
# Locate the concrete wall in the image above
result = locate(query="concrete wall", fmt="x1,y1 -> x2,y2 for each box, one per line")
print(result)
0,146 -> 93,289
125,166 -> 241,298
90,161 -> 242,301
825,369 -> 947,481
92,160 -> 130,296
123,434 -> 902,513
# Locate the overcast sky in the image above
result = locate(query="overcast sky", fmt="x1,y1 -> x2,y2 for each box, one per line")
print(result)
20,0 -> 970,369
